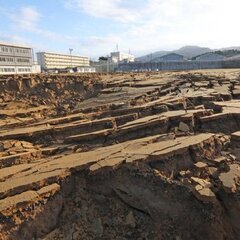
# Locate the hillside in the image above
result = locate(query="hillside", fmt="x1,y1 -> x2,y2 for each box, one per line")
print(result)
136,50 -> 170,62
136,46 -> 212,62
192,49 -> 240,60
136,45 -> 240,62
174,46 -> 212,58
214,49 -> 240,57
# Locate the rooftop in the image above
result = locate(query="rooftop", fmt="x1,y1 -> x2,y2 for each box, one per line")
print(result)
37,51 -> 89,59
0,41 -> 31,49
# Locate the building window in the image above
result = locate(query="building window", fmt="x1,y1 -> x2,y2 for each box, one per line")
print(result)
0,47 -> 9,52
18,68 -> 31,72
14,48 -> 30,55
0,68 -> 15,73
0,57 -> 14,62
16,58 -> 30,63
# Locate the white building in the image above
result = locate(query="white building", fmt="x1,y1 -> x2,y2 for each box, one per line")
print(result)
110,52 -> 135,63
0,42 -> 41,75
36,52 -> 90,70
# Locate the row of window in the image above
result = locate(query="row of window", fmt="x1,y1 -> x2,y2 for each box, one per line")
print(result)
44,59 -> 89,63
45,63 -> 89,66
0,46 -> 31,55
45,60 -> 89,63
45,61 -> 89,64
47,65 -> 89,68
0,57 -> 14,62
44,55 -> 88,60
0,68 -> 15,72
0,57 -> 30,63
17,58 -> 30,63
18,68 -> 31,72
0,47 -> 13,53
0,67 -> 31,73
16,49 -> 30,54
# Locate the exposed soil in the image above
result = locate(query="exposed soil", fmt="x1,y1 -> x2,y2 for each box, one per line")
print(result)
1,70 -> 240,240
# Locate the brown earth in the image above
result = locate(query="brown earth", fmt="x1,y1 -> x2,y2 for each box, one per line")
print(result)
1,70 -> 240,239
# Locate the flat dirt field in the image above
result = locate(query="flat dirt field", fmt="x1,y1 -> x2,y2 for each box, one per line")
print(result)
1,69 -> 240,239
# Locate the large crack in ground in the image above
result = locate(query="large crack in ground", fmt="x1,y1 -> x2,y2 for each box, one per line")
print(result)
1,70 -> 240,239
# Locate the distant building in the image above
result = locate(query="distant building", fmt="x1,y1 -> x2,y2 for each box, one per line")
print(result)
36,52 -> 90,71
152,53 -> 185,62
195,52 -> 225,61
73,66 -> 96,73
110,52 -> 135,63
0,42 -> 40,75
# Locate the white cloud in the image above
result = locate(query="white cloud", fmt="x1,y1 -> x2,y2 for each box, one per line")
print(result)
87,35 -> 121,45
10,6 -> 41,31
0,32 -> 28,45
65,0 -> 240,55
5,6 -> 81,45
2,0 -> 240,58
0,4 -> 118,57
9,6 -> 61,40
65,0 -> 140,23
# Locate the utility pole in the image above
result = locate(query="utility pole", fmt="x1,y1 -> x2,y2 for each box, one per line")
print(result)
107,58 -> 109,74
69,48 -> 73,69
151,53 -> 153,71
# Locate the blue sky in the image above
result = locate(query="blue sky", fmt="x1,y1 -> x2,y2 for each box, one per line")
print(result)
0,0 -> 239,59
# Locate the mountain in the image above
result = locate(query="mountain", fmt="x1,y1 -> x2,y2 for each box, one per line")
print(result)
174,46 -> 212,59
136,45 -> 240,62
214,49 -> 240,57
220,46 -> 240,51
191,49 -> 240,60
136,50 -> 170,62
136,45 -> 213,62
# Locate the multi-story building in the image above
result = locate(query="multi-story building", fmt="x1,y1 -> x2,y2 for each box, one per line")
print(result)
0,42 -> 40,75
110,52 -> 135,63
36,52 -> 90,70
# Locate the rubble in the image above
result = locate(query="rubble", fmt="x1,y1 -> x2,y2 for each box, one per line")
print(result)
1,70 -> 240,239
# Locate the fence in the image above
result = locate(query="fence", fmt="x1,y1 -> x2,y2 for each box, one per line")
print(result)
93,62 -> 118,73
117,59 -> 240,72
